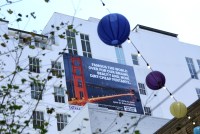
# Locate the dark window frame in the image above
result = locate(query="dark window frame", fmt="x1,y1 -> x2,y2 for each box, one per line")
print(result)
57,113 -> 68,131
54,87 -> 65,103
131,54 -> 139,65
196,88 -> 200,99
51,61 -> 62,77
186,57 -> 198,79
138,83 -> 146,95
144,106 -> 151,116
80,33 -> 92,58
33,111 -> 44,128
31,83 -> 42,100
66,30 -> 77,55
29,57 -> 40,73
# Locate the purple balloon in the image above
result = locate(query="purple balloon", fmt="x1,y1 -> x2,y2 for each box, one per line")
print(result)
145,71 -> 166,90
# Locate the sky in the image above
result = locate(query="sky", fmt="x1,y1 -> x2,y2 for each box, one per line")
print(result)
1,0 -> 200,45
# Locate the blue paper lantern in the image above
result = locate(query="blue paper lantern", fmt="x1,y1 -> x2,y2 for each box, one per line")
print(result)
145,71 -> 166,90
97,13 -> 130,46
194,126 -> 200,134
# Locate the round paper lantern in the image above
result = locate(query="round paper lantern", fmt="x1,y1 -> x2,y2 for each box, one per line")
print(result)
170,101 -> 187,118
194,126 -> 200,134
97,13 -> 130,46
145,71 -> 165,90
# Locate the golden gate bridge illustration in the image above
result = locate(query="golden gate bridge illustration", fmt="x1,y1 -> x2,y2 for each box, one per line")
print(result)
68,57 -> 136,106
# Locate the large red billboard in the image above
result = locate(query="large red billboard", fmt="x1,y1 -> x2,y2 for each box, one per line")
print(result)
63,53 -> 143,114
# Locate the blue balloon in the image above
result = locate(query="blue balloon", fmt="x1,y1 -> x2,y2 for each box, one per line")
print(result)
194,126 -> 200,134
97,13 -> 130,46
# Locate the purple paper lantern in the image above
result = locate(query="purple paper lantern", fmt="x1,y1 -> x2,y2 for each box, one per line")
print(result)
145,71 -> 166,90
97,13 -> 130,46
194,126 -> 200,134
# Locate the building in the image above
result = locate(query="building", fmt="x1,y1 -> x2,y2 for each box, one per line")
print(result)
0,12 -> 200,133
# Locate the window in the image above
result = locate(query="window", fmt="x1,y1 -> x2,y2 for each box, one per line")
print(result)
138,83 -> 146,95
197,59 -> 200,69
50,35 -> 55,45
57,113 -> 68,131
33,111 -> 44,128
54,87 -> 65,103
51,61 -> 62,77
66,30 -> 77,55
186,57 -> 198,79
19,37 -> 31,45
144,107 -> 151,116
19,38 -> 24,44
31,83 -> 42,100
80,34 -> 92,58
35,40 -> 40,47
196,88 -> 200,99
34,40 -> 47,49
115,45 -> 126,64
131,54 -> 139,65
29,57 -> 40,73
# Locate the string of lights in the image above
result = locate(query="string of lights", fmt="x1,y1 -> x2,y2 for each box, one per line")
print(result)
98,0 -> 198,132
99,0 -> 177,105
127,37 -> 178,102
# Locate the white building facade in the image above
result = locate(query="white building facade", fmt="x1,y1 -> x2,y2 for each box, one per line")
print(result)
0,12 -> 200,133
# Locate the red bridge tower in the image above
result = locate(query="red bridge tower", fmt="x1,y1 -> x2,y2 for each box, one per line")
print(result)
71,57 -> 88,105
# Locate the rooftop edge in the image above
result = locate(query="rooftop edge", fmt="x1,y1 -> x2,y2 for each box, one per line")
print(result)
133,24 -> 178,38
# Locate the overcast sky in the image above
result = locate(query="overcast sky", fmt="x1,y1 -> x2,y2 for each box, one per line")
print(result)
1,0 -> 200,45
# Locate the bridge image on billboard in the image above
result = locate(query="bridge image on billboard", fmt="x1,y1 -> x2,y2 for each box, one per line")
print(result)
63,53 -> 144,114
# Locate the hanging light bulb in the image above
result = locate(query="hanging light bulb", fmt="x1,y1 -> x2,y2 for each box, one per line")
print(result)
193,121 -> 196,125
137,51 -> 141,57
147,63 -> 151,69
101,0 -> 105,6
127,37 -> 131,43
188,116 -> 191,119
169,93 -> 174,98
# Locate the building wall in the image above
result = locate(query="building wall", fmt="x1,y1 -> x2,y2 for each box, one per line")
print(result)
60,104 -> 92,134
61,103 -> 169,134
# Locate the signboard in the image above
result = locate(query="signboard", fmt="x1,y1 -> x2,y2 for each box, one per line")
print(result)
63,53 -> 143,114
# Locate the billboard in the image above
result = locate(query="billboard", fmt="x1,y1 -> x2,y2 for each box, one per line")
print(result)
63,53 -> 143,114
